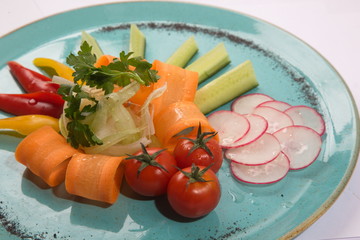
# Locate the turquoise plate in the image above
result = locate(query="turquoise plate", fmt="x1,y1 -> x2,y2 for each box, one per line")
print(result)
0,2 -> 359,240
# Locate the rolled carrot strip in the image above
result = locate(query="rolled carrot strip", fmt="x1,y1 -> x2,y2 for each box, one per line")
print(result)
15,126 -> 80,187
65,153 -> 125,204
153,101 -> 218,150
151,60 -> 198,118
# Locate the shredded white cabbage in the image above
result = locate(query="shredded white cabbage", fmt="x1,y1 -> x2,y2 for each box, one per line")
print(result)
59,81 -> 167,156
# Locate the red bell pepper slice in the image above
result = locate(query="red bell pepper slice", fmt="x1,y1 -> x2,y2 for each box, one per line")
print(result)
8,61 -> 60,93
0,92 -> 64,118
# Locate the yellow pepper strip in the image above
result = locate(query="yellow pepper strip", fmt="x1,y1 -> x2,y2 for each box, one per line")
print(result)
0,115 -> 59,135
33,58 -> 74,81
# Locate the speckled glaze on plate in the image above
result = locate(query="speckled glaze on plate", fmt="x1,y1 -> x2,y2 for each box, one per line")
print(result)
0,2 -> 359,240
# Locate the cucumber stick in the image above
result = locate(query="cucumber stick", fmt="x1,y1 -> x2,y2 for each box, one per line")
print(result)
129,24 -> 146,58
195,60 -> 259,114
186,43 -> 230,83
166,36 -> 198,67
81,31 -> 104,59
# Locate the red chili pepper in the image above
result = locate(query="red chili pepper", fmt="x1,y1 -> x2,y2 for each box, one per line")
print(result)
0,92 -> 64,118
8,61 -> 60,93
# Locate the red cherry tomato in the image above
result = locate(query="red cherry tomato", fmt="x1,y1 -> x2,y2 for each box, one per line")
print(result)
124,145 -> 177,197
167,165 -> 221,218
173,127 -> 223,173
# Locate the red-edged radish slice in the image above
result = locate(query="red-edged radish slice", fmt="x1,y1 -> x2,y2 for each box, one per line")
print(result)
225,133 -> 281,166
258,100 -> 291,112
230,152 -> 290,184
253,106 -> 294,133
231,93 -> 274,115
273,126 -> 322,170
225,114 -> 268,148
208,110 -> 250,148
285,105 -> 326,136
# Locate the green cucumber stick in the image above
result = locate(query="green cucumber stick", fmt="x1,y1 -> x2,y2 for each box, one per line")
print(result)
129,24 -> 146,58
186,42 -> 230,83
195,60 -> 259,114
166,36 -> 198,67
81,31 -> 104,59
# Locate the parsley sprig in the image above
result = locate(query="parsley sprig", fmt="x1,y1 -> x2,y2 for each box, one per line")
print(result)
66,41 -> 160,94
58,84 -> 103,148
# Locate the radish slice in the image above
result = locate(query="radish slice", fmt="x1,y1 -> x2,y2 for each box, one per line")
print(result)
273,126 -> 322,170
207,110 -> 250,148
253,106 -> 294,133
225,133 -> 281,166
285,105 -> 326,136
231,93 -> 274,115
258,100 -> 291,112
231,152 -> 290,184
225,114 -> 268,148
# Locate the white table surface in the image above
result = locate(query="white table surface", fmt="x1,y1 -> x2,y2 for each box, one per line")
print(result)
1,0 -> 359,239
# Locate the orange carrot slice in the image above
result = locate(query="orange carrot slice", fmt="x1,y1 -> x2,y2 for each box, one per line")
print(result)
94,55 -> 117,68
65,153 -> 125,204
15,126 -> 80,187
151,60 -> 198,118
129,84 -> 155,105
153,101 -> 218,150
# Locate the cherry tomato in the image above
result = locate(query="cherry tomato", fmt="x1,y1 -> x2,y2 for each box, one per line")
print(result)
173,127 -> 223,173
124,145 -> 177,197
167,165 -> 221,218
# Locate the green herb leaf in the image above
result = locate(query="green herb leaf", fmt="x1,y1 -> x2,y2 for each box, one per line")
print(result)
66,120 -> 103,149
58,84 -> 102,148
66,41 -> 160,94
66,41 -> 97,83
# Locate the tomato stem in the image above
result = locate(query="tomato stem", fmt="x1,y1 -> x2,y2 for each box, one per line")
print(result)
182,123 -> 217,158
179,164 -> 214,186
125,143 -> 169,177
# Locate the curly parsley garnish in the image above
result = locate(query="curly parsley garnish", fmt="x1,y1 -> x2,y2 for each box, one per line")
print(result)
58,84 -> 103,148
66,41 -> 160,94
